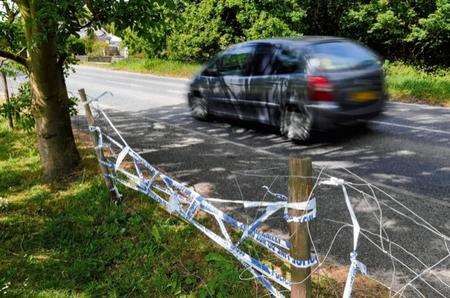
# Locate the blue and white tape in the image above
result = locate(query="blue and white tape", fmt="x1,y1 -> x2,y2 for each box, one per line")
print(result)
86,105 -> 329,297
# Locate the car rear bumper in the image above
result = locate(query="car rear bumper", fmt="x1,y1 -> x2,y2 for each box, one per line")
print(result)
306,100 -> 385,129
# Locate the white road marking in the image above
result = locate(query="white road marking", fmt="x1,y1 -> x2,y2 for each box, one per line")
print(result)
368,120 -> 450,135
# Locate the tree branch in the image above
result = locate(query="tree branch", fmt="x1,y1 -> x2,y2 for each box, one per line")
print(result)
0,50 -> 28,67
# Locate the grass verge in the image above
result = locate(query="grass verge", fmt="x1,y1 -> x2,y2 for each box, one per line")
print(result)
84,58 -> 450,106
385,62 -> 450,106
0,119 -> 387,296
84,58 -> 201,78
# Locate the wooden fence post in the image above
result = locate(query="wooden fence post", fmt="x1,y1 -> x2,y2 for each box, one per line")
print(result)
288,156 -> 313,298
78,88 -> 120,202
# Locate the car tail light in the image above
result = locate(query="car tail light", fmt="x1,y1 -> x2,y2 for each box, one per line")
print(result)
307,76 -> 333,101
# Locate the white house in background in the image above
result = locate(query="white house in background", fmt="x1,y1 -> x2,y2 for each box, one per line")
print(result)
78,28 -> 128,57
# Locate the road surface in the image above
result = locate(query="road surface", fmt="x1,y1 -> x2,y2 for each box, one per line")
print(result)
7,65 -> 450,295
67,66 -> 450,203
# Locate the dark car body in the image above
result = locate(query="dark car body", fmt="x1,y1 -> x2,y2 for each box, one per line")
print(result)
188,37 -> 387,136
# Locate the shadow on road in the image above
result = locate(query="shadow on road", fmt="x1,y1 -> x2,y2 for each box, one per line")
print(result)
129,104 -> 450,203
72,108 -> 450,296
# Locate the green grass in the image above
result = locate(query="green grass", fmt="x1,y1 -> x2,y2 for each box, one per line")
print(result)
0,121 -> 260,297
385,62 -> 450,106
0,120 -> 387,297
92,58 -> 202,78
86,58 -> 450,106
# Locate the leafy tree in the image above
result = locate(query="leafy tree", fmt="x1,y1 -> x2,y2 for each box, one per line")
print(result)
166,0 -> 306,61
117,1 -> 182,57
0,0 -> 167,180
68,36 -> 87,55
298,0 -> 360,36
341,0 -> 449,65
406,0 -> 450,64
151,0 -> 448,65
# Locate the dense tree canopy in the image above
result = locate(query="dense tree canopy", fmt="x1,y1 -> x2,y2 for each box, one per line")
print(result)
118,0 -> 450,65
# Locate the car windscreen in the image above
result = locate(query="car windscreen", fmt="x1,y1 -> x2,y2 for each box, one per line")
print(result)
308,41 -> 379,72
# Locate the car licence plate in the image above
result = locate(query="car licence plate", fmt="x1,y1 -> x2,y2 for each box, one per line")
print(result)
351,91 -> 378,102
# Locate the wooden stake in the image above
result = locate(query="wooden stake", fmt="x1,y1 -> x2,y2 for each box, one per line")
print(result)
78,88 -> 120,202
288,156 -> 313,298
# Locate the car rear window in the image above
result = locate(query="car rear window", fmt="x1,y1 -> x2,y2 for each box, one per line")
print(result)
308,41 -> 379,71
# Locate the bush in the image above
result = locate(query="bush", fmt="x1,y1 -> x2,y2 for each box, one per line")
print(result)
0,82 -> 79,131
88,40 -> 109,57
121,28 -> 152,57
0,82 -> 34,131
68,36 -> 86,55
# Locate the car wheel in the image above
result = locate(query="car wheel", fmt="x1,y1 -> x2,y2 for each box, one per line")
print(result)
280,104 -> 313,142
190,94 -> 209,120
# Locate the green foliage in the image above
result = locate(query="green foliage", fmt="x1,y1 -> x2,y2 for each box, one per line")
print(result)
406,0 -> 450,63
166,0 -> 306,61
115,0 -> 183,58
342,0 -> 450,65
0,13 -> 25,54
0,82 -> 78,132
0,82 -> 34,131
113,0 -> 448,66
67,36 -> 86,55
120,28 -> 152,57
0,60 -> 23,78
81,30 -> 96,54
88,40 -> 109,57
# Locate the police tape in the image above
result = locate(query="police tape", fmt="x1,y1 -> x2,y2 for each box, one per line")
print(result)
85,105 -> 365,298
93,128 -> 316,295
320,178 -> 367,298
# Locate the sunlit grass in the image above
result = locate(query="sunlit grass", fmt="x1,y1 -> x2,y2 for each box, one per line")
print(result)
385,62 -> 450,106
92,58 -> 202,78
0,120 -> 260,297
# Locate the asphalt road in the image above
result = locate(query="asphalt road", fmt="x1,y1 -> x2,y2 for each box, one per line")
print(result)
10,65 -> 450,295
67,66 -> 450,204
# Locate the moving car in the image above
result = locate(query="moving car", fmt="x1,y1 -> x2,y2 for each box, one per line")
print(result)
187,37 -> 387,141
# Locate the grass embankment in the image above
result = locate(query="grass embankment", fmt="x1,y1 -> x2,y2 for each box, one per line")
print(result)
0,119 -> 387,296
385,62 -> 450,106
87,58 -> 450,106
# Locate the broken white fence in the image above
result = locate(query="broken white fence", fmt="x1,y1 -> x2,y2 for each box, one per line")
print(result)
80,91 -> 449,298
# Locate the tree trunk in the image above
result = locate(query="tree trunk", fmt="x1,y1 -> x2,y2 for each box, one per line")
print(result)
22,4 -> 80,180
0,71 -> 13,129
